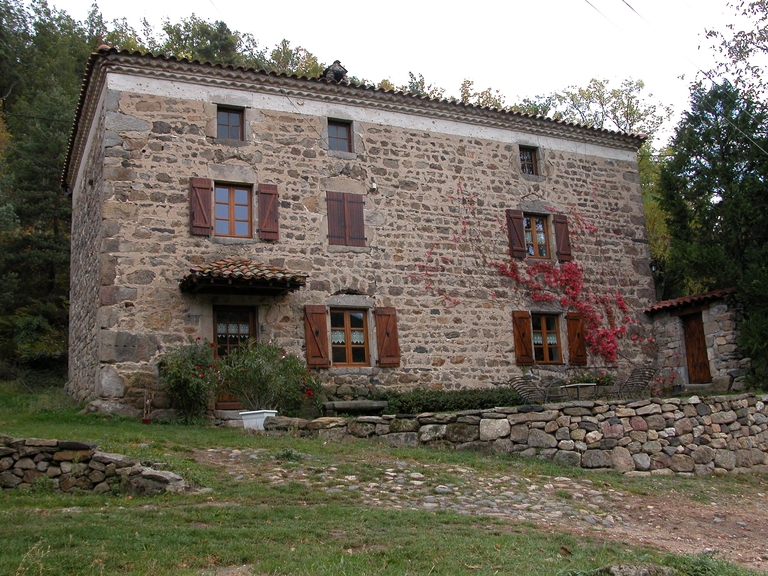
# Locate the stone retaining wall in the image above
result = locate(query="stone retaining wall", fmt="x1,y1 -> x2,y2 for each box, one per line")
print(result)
299,393 -> 768,477
0,434 -> 187,494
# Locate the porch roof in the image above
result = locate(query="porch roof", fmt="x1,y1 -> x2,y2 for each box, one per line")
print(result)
179,257 -> 307,295
644,287 -> 736,315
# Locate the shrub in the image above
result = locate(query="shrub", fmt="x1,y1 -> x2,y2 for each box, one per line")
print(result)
220,341 -> 321,418
157,341 -> 218,423
381,386 -> 523,415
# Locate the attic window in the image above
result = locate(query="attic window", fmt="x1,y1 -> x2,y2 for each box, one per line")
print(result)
217,107 -> 243,140
520,146 -> 538,175
328,120 -> 352,152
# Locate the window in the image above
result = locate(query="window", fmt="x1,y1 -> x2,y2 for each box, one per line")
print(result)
327,191 -> 366,246
330,309 -> 369,366
532,314 -> 561,363
520,146 -> 538,175
328,120 -> 352,152
304,305 -> 400,368
214,307 -> 256,358
513,311 -> 585,366
215,184 -> 251,237
217,107 -> 243,140
524,215 -> 550,259
506,210 -> 572,262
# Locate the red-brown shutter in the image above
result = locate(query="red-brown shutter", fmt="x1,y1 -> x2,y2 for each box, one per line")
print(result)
258,183 -> 279,241
374,307 -> 400,367
512,311 -> 534,365
506,209 -> 526,259
189,178 -> 213,235
346,193 -> 366,247
567,312 -> 587,366
304,305 -> 330,368
326,191 -> 345,245
554,214 -> 573,262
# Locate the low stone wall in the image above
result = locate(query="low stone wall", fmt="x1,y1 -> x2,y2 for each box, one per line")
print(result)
0,434 -> 188,494
299,393 -> 768,477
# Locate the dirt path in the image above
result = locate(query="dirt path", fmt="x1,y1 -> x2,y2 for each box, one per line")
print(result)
193,447 -> 768,573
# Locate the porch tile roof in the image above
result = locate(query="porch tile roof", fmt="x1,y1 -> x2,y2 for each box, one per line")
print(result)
644,287 -> 736,315
179,257 -> 307,295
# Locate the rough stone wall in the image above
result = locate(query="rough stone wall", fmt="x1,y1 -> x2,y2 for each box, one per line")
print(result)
309,393 -> 768,477
68,100 -> 107,401
653,296 -> 750,392
0,434 -> 187,494
74,74 -> 655,408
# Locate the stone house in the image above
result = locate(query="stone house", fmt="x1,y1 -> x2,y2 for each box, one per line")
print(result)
646,288 -> 750,393
62,48 -> 656,411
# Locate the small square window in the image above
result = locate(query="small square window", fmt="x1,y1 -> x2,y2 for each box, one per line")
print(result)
217,107 -> 244,140
328,119 -> 352,152
214,184 -> 252,237
520,146 -> 538,175
524,214 -> 550,259
330,308 -> 369,366
531,314 -> 561,363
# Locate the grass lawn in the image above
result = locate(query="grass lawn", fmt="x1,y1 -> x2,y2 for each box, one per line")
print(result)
0,384 -> 762,575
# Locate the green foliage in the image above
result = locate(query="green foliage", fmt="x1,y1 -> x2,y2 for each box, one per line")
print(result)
565,370 -> 617,387
157,341 -> 217,422
220,341 -> 321,417
658,80 -> 768,384
381,386 -> 523,414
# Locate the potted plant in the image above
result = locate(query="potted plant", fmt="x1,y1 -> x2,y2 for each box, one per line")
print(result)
220,341 -> 321,430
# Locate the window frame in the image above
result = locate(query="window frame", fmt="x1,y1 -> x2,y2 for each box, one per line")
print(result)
329,308 -> 370,367
519,146 -> 539,175
217,106 -> 244,141
213,306 -> 257,359
523,214 -> 551,259
531,313 -> 562,364
214,184 -> 252,238
328,119 -> 352,153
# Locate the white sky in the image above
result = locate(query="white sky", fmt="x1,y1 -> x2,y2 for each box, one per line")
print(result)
48,0 -> 743,144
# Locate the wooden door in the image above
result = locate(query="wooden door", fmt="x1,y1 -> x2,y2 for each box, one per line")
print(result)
682,312 -> 711,384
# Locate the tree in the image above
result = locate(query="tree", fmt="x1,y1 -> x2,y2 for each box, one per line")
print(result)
708,0 -> 768,100
658,80 -> 768,383
459,79 -> 505,109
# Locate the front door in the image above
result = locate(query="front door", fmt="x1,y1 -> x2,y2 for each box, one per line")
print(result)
213,306 -> 256,410
681,312 -> 711,384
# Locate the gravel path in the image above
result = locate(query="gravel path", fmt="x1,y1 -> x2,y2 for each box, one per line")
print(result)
194,446 -> 768,573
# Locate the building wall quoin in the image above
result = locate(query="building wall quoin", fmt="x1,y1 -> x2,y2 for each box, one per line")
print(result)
65,53 -> 656,408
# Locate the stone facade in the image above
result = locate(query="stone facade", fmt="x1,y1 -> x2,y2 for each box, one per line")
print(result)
64,49 -> 655,410
648,289 -> 750,393
292,393 -> 768,477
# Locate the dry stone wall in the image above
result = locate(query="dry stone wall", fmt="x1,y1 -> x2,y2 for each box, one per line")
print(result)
0,434 -> 187,494
302,393 -> 768,477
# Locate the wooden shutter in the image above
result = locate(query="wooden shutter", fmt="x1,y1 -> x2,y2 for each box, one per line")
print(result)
304,305 -> 330,368
326,191 -> 345,245
346,193 -> 366,247
512,311 -> 534,365
554,214 -> 573,262
189,177 -> 213,235
567,312 -> 587,366
258,183 -> 279,241
374,307 -> 400,367
506,209 -> 526,259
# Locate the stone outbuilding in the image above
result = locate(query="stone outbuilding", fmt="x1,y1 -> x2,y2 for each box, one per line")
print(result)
62,48 -> 657,411
646,288 -> 750,393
